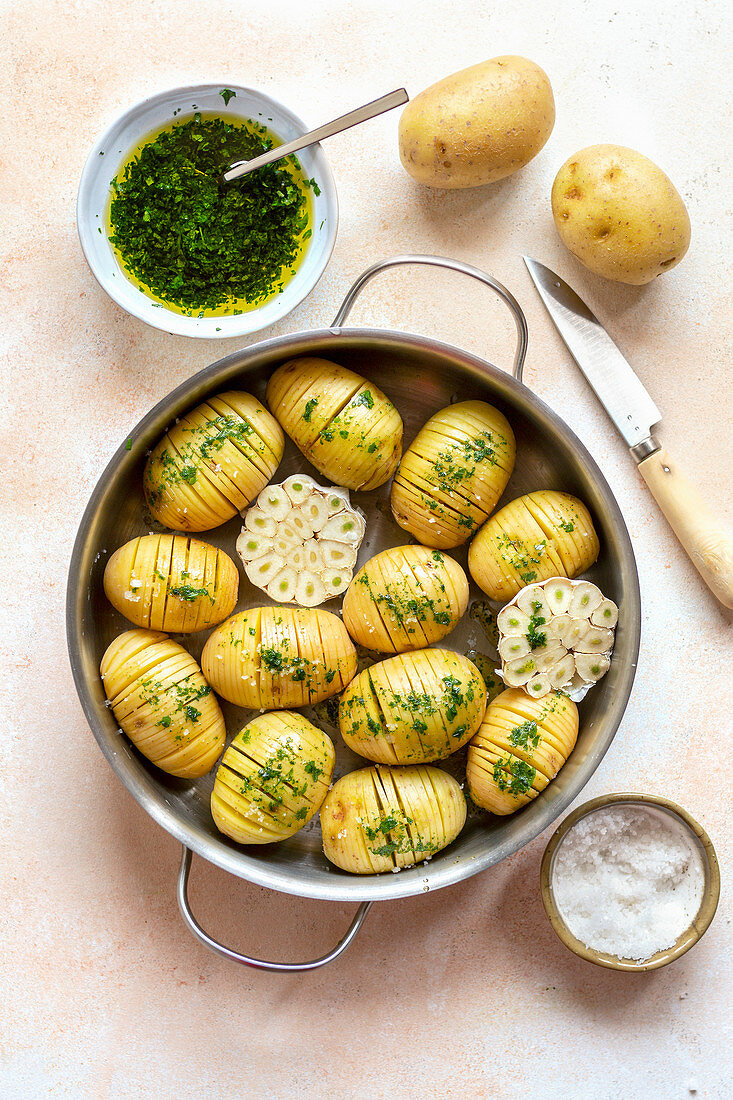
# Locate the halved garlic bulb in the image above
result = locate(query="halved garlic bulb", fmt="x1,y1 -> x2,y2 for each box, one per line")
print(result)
496,577 -> 617,699
237,475 -> 365,607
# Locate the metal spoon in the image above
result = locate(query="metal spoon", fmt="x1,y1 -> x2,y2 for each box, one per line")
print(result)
222,88 -> 408,183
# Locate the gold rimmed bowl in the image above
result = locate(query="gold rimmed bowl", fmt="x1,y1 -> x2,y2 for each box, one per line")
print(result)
540,792 -> 720,971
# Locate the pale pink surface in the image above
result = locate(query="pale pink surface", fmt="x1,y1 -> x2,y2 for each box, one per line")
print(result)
1,0 -> 732,1096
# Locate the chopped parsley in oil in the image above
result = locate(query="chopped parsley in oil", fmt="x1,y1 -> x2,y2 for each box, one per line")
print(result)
303,761 -> 323,782
197,415 -> 252,458
170,583 -> 213,603
508,719 -> 541,750
442,675 -> 464,722
526,604 -> 547,650
363,809 -> 437,860
303,397 -> 319,422
108,113 -> 315,313
260,647 -> 286,672
493,756 -> 537,797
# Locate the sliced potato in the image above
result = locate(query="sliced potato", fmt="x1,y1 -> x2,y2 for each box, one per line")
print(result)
201,606 -> 357,709
321,764 -> 466,873
210,711 -> 334,844
466,687 -> 578,815
468,490 -> 599,601
391,400 -> 515,547
103,533 -> 239,632
144,391 -> 284,531
266,357 -> 403,491
340,648 -> 486,764
100,629 -> 225,778
342,545 -> 469,653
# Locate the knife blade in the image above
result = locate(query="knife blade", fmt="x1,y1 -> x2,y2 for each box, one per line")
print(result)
523,257 -> 661,451
523,256 -> 733,609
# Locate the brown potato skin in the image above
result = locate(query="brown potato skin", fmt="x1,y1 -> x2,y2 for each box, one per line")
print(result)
398,56 -> 555,188
551,145 -> 691,284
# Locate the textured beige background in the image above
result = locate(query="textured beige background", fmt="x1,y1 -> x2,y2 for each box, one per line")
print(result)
2,0 -> 732,1097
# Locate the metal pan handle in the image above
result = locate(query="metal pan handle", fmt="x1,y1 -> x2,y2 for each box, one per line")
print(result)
331,254 -> 528,382
177,847 -> 373,972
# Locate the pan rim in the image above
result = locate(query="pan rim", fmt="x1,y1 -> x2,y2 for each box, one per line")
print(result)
66,325 -> 640,902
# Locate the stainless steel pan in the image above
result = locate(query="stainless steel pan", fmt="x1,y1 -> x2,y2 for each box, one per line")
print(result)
67,256 -> 640,971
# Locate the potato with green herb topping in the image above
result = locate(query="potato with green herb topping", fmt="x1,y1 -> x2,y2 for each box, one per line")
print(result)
321,764 -> 466,873
100,629 -> 225,778
468,489 -> 599,601
211,711 -> 334,844
266,357 -> 403,491
391,400 -> 515,548
339,648 -> 486,764
201,605 -> 357,710
103,533 -> 239,632
466,688 -> 578,815
144,391 -> 284,531
342,545 -> 469,653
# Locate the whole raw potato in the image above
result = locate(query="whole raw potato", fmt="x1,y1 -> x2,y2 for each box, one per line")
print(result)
398,56 -> 555,188
551,145 -> 691,284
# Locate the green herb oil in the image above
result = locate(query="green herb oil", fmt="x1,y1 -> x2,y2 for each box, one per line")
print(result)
107,112 -> 317,316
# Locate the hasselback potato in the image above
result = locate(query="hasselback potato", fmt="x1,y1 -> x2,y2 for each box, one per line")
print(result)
466,688 -> 579,815
201,606 -> 357,709
320,764 -> 467,873
100,629 -> 225,778
468,490 -> 599,601
342,545 -> 469,653
103,533 -> 238,632
391,400 -> 515,548
211,711 -> 334,844
266,357 -> 403,491
144,391 -> 284,531
339,648 -> 486,764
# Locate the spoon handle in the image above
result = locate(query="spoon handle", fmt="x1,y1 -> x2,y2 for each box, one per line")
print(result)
223,88 -> 409,183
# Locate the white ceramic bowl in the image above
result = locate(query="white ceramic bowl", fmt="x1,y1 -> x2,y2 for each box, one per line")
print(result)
77,83 -> 338,339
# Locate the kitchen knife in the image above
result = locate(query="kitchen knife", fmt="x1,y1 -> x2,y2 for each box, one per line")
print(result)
524,256 -> 733,609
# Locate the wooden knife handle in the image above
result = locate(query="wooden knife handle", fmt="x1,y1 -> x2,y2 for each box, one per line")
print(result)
637,446 -> 733,609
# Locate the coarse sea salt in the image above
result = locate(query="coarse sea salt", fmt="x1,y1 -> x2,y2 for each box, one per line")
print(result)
552,804 -> 705,963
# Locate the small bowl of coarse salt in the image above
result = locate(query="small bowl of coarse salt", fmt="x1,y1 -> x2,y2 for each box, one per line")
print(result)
540,794 -> 720,971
